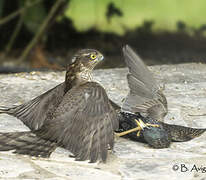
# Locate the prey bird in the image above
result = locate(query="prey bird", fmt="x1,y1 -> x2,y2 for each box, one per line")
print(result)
0,49 -> 119,163
115,45 -> 206,148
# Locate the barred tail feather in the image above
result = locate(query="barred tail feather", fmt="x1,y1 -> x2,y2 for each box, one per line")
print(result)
0,131 -> 57,157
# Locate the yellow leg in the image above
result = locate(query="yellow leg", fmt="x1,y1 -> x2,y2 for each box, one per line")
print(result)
145,123 -> 159,128
136,130 -> 141,137
116,119 -> 143,137
135,119 -> 143,137
116,119 -> 159,137
116,126 -> 141,137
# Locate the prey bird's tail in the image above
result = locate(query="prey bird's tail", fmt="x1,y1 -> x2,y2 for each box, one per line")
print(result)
161,122 -> 206,142
0,131 -> 57,157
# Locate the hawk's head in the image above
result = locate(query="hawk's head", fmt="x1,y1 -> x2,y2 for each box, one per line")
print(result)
65,49 -> 104,90
71,49 -> 104,70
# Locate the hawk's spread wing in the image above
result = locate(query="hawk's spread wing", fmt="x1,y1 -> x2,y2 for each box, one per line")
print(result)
37,82 -> 119,163
122,45 -> 167,121
0,83 -> 66,130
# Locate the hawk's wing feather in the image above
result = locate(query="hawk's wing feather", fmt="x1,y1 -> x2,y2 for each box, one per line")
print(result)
0,83 -> 66,130
0,131 -> 57,157
37,82 -> 118,162
122,45 -> 167,121
134,99 -> 168,120
123,45 -> 158,92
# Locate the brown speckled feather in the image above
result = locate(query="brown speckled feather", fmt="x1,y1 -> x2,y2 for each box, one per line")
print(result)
122,45 -> 167,121
0,49 -> 117,162
36,82 -> 118,162
0,132 -> 56,157
0,83 -> 66,131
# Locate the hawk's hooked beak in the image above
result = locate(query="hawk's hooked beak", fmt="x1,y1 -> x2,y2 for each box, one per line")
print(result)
94,54 -> 104,68
98,55 -> 104,61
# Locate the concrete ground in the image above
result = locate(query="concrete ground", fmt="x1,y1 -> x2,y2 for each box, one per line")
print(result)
0,63 -> 206,180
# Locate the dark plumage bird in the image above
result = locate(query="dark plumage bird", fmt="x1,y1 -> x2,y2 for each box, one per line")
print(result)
115,45 -> 206,148
0,49 -> 119,163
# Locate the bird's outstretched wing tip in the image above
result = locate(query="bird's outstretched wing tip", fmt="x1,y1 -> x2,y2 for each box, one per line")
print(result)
122,44 -> 130,53
0,105 -> 11,109
0,105 -> 14,113
122,45 -> 142,65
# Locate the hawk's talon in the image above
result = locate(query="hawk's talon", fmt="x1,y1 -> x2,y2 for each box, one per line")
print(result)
134,119 -> 144,136
116,119 -> 159,137
145,123 -> 159,128
136,130 -> 141,137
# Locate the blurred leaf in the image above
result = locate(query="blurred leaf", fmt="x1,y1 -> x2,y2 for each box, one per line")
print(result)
64,0 -> 206,35
0,0 -> 4,17
19,0 -> 47,34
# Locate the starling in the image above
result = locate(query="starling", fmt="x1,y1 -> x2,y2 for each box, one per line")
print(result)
115,45 -> 206,148
0,49 -> 119,163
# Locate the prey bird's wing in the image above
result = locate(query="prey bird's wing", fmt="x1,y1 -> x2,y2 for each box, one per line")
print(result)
37,82 -> 119,163
122,45 -> 167,121
0,83 -> 66,131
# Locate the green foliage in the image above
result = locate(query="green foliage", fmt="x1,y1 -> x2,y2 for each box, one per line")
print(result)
65,0 -> 206,35
19,0 -> 47,34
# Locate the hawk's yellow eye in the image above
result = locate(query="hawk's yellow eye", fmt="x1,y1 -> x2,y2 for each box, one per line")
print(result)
90,54 -> 96,60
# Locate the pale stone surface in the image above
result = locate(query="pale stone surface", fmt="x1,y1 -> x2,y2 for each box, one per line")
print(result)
0,63 -> 206,179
